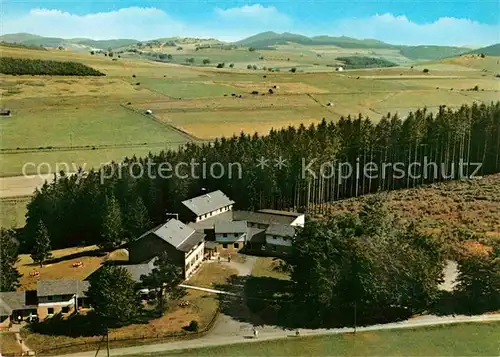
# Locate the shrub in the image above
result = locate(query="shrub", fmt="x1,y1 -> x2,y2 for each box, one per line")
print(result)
90,51 -> 95,55
290,67 -> 297,73
0,57 -> 105,76
247,64 -> 252,70
216,63 -> 225,68
229,63 -> 234,68
249,47 -> 256,52
187,320 -> 199,332
473,85 -> 479,91
252,65 -> 257,70
202,59 -> 210,65
480,53 -> 485,58
423,68 -> 429,73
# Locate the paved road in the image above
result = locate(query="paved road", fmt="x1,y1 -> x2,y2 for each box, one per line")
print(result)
50,313 -> 500,357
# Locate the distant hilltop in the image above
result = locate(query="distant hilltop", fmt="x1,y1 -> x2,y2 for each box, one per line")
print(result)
1,31 -> 498,60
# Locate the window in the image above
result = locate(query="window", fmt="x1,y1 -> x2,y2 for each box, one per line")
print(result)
234,233 -> 238,237
223,233 -> 227,237
234,243 -> 239,249
223,243 -> 228,249
61,306 -> 70,313
272,246 -> 277,252
48,308 -> 54,315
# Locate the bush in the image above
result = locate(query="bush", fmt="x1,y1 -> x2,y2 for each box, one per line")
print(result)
202,59 -> 211,65
247,64 -> 252,70
249,47 -> 256,52
216,62 -> 225,68
423,68 -> 430,73
90,51 -> 95,55
0,57 -> 105,76
186,320 -> 199,332
290,67 -> 297,73
252,65 -> 257,70
480,53 -> 485,58
229,63 -> 234,68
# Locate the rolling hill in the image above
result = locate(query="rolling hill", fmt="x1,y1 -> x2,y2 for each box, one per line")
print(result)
466,43 -> 500,56
0,33 -> 138,51
234,31 -> 397,49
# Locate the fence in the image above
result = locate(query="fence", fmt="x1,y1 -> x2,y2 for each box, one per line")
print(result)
33,306 -> 220,355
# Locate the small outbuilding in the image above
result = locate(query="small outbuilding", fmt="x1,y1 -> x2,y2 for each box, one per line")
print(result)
0,108 -> 11,116
145,109 -> 153,115
336,67 -> 344,72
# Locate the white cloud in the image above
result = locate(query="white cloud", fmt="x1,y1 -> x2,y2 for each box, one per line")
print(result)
333,13 -> 498,46
2,7 -> 497,46
3,7 -> 187,40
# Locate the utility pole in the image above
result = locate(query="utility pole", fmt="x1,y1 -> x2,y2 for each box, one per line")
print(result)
353,300 -> 357,334
106,328 -> 110,357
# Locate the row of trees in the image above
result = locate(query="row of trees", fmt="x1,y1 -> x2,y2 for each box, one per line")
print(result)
290,197 -> 445,325
20,102 -> 500,252
288,197 -> 500,326
0,57 -> 105,76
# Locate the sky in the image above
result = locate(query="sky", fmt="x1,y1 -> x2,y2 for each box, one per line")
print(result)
2,0 -> 499,46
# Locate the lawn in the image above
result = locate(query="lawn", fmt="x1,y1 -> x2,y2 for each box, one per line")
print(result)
133,321 -> 500,357
251,257 -> 290,280
0,197 -> 29,228
16,245 -> 104,291
0,333 -> 22,355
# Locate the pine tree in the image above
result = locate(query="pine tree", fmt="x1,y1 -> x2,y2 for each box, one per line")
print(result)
87,265 -> 139,327
99,194 -> 123,250
0,229 -> 22,291
140,252 -> 184,314
125,197 -> 151,241
31,221 -> 52,267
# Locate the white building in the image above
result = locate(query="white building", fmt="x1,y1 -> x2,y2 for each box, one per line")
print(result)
182,190 -> 235,223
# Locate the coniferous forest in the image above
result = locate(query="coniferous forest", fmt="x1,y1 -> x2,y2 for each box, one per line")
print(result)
0,57 -> 105,76
22,102 -> 500,251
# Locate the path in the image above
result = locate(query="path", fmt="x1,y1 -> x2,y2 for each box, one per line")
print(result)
49,313 -> 500,357
14,331 -> 34,356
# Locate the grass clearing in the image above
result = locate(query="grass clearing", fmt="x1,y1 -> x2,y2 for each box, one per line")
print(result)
0,197 -> 29,228
137,78 -> 242,99
0,333 -> 22,355
251,257 -> 290,280
134,321 -> 500,357
186,261 -> 239,288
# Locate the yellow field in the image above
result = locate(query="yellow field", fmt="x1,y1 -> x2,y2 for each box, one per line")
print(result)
1,45 -> 499,177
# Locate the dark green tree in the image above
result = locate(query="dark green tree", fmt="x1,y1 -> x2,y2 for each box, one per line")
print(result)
87,265 -> 139,327
455,247 -> 500,313
140,252 -> 184,314
0,229 -> 22,291
31,221 -> 52,267
125,196 -> 151,240
99,194 -> 123,250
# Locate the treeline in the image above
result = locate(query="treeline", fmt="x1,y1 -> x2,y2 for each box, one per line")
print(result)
0,42 -> 47,51
336,56 -> 398,69
21,102 -> 500,251
0,57 -> 105,76
287,198 -> 500,327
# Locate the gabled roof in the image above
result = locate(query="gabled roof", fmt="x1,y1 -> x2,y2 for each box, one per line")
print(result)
265,224 -> 296,237
187,211 -> 233,232
0,291 -> 26,315
152,219 -> 204,250
118,258 -> 156,282
214,221 -> 247,234
233,210 -> 296,226
258,209 -> 303,218
37,280 -> 89,297
178,231 -> 205,253
182,190 -> 234,216
246,227 -> 266,243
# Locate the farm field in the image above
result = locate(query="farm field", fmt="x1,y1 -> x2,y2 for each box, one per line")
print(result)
1,44 -> 499,178
0,197 -> 29,228
136,322 -> 500,357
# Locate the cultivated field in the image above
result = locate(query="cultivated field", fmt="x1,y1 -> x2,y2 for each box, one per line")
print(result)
1,45 -> 499,179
